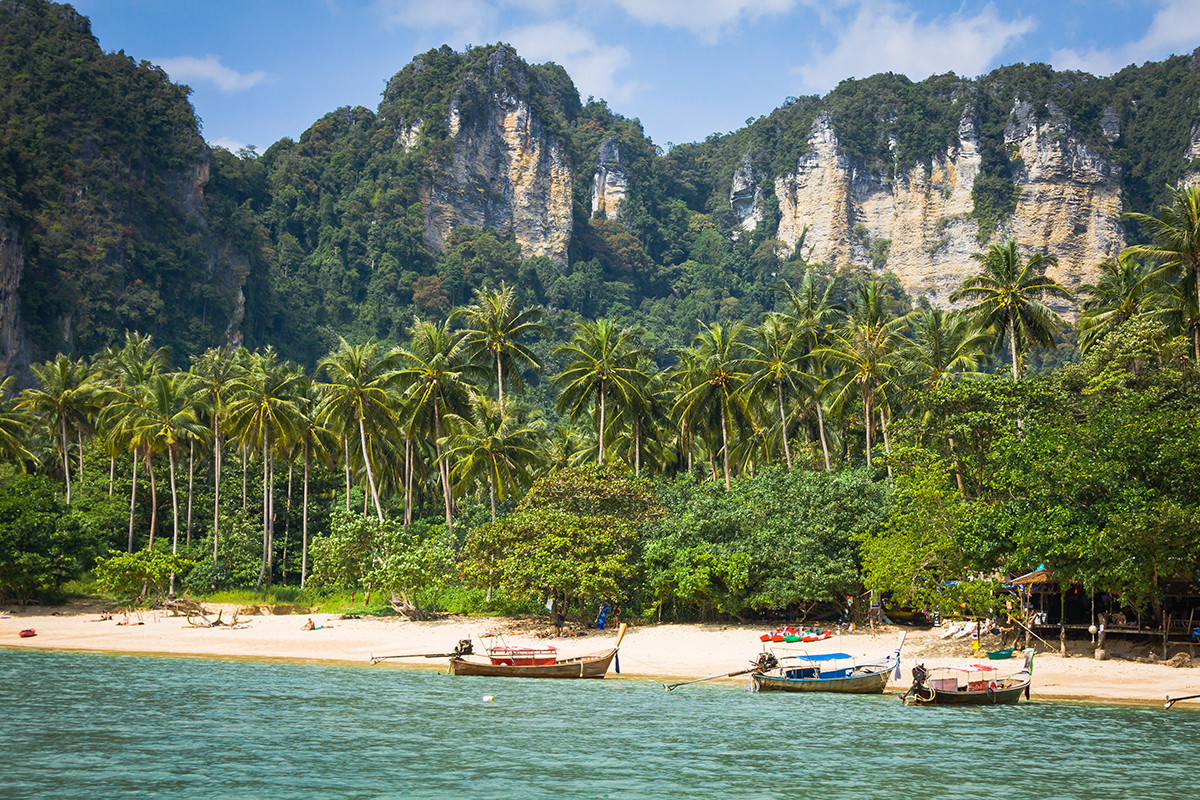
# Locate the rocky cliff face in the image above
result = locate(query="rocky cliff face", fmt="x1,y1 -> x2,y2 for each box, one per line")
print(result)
0,217 -> 30,378
591,137 -> 628,219
418,49 -> 573,270
770,101 -> 1127,310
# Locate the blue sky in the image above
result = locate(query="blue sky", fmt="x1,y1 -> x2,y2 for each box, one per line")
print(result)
72,0 -> 1200,153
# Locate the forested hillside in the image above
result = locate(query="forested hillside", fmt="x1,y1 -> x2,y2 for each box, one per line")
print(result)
3,0 -> 1200,372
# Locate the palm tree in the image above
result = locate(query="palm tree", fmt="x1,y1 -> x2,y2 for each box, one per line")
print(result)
776,269 -> 842,470
1123,184 -> 1200,362
453,283 -> 547,412
900,308 -> 992,390
225,348 -> 306,588
191,347 -> 246,560
744,313 -> 807,469
671,322 -> 749,490
294,383 -> 338,588
316,339 -> 402,522
20,355 -> 96,504
0,377 -> 35,468
554,318 -> 650,468
1077,255 -> 1166,352
397,318 -> 478,534
817,283 -> 906,469
950,238 -> 1073,379
130,373 -> 206,594
442,396 -> 544,522
899,307 -> 992,495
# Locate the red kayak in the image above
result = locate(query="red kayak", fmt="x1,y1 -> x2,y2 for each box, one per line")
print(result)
18,628 -> 36,638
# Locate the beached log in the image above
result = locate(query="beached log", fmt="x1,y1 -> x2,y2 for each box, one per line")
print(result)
186,609 -> 225,628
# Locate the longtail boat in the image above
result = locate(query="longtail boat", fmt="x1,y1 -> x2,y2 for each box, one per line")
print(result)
902,648 -> 1035,706
448,623 -> 627,679
751,632 -> 905,694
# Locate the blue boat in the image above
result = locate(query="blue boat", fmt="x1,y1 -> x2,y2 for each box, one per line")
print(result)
751,632 -> 905,694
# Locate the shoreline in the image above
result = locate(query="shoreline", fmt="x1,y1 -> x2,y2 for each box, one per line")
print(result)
4,604 -> 1199,709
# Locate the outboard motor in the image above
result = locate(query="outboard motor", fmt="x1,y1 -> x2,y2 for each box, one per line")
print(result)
454,639 -> 474,657
752,652 -> 779,672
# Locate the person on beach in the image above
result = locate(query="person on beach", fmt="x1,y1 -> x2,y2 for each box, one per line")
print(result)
554,609 -> 564,636
301,618 -> 316,631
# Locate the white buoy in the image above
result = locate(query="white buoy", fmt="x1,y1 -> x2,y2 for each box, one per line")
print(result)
482,695 -> 494,702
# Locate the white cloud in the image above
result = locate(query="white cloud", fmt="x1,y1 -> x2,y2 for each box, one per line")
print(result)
505,21 -> 640,104
1052,0 -> 1200,75
792,1 -> 1034,93
611,0 -> 796,42
155,55 -> 269,93
208,137 -> 250,153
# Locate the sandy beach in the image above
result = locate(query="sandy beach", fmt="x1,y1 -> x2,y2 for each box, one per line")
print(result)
3,602 -> 1198,707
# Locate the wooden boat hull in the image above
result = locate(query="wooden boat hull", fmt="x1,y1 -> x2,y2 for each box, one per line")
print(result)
752,667 -> 891,694
903,679 -> 1029,706
449,648 -> 617,679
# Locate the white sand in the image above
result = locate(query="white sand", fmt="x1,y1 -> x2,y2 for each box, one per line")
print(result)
3,603 -> 1199,707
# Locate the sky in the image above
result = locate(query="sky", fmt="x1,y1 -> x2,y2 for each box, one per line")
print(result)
70,0 -> 1200,154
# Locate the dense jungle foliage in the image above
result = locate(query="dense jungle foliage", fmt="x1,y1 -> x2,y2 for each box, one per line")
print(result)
2,2 -> 1199,622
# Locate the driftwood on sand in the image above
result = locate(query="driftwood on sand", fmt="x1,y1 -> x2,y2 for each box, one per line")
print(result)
185,609 -> 247,628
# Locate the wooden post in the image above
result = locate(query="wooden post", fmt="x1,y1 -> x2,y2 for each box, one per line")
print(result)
1095,613 -> 1107,660
1162,609 -> 1170,661
1059,622 -> 1067,657
1189,609 -> 1195,661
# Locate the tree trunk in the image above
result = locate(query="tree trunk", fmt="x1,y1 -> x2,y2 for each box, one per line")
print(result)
496,350 -> 504,412
268,451 -> 275,578
435,407 -> 453,535
863,388 -> 873,468
60,418 -> 72,505
404,437 -> 413,528
147,455 -> 158,550
301,438 -> 311,589
344,435 -> 352,512
359,417 -> 384,521
212,421 -> 223,561
256,437 -> 269,590
168,445 -> 180,596
127,449 -> 138,552
815,398 -> 831,471
948,436 -> 966,498
108,456 -> 116,497
1009,314 -> 1020,380
186,439 -> 195,543
241,443 -> 248,510
597,379 -> 606,466
489,475 -> 497,522
777,380 -> 792,469
879,405 -> 893,484
720,398 -> 731,490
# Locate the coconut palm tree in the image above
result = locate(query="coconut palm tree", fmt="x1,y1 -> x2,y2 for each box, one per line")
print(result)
0,377 -> 35,468
671,321 -> 749,490
442,395 -> 544,522
129,373 -> 207,594
554,318 -> 649,468
225,348 -> 306,588
744,313 -> 808,469
1077,255 -> 1167,352
316,339 -> 402,522
453,283 -> 547,412
1124,183 -> 1200,363
949,238 -> 1073,379
776,269 -> 843,470
817,283 -> 906,469
20,355 -> 97,504
190,346 -> 247,560
397,318 -> 478,534
900,308 -> 992,390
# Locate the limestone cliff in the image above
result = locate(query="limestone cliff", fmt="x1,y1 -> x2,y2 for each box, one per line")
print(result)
0,217 -> 30,378
591,137 -> 628,219
772,102 -> 1124,310
416,48 -> 573,270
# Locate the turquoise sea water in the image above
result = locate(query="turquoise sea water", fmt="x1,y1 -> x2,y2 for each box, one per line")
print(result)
2,649 -> 1198,799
